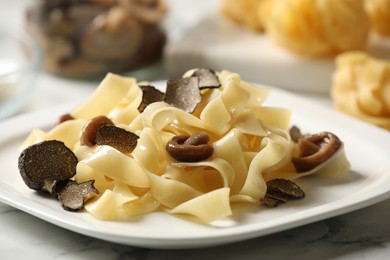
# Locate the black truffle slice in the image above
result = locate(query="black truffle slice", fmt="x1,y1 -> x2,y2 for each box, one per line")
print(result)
264,190 -> 289,203
263,179 -> 305,208
56,180 -> 99,211
262,195 -> 280,208
138,85 -> 165,113
190,68 -> 220,89
289,125 -> 303,143
42,180 -> 61,196
267,178 -> 305,199
18,140 -> 78,192
95,125 -> 139,153
164,77 -> 202,113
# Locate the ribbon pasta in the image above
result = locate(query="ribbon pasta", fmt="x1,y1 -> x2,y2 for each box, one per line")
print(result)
22,70 -> 349,223
331,52 -> 390,130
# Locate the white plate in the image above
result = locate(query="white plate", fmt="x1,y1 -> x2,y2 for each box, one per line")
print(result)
164,15 -> 390,93
0,82 -> 389,249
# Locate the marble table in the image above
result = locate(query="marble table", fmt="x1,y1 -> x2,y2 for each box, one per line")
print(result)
1,1 -> 389,259
1,198 -> 389,259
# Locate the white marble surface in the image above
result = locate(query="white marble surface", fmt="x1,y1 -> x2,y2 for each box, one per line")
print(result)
1,1 -> 390,259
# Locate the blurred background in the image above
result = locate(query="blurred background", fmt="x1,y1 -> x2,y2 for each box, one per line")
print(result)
0,0 -> 219,119
0,1 -> 390,259
0,0 -> 389,124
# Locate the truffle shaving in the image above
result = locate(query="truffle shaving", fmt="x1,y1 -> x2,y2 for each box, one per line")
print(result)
289,125 -> 303,142
263,179 -> 305,208
95,125 -> 139,153
138,85 -> 165,113
164,77 -> 202,113
190,68 -> 221,89
57,180 -> 99,212
18,140 -> 78,192
262,195 -> 281,208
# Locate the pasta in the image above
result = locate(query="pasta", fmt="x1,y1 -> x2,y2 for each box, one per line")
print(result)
266,0 -> 369,57
221,0 -> 265,32
221,0 -> 390,60
331,52 -> 390,130
22,70 -> 350,223
365,0 -> 390,36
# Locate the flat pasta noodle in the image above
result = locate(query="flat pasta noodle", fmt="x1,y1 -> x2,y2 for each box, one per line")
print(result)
266,0 -> 369,57
21,119 -> 86,150
168,188 -> 232,223
146,171 -> 204,209
21,69 -> 351,223
172,158 -> 236,190
77,145 -> 150,188
71,73 -> 138,119
85,189 -> 159,220
331,52 -> 390,130
237,128 -> 291,201
212,129 -> 250,194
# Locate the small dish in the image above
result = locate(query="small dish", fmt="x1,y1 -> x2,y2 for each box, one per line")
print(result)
0,23 -> 42,120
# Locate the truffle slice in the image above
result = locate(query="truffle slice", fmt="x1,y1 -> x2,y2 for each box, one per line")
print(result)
18,140 -> 78,192
42,180 -> 61,196
138,85 -> 165,113
190,68 -> 220,89
263,179 -> 305,208
267,178 -> 305,199
95,125 -> 139,153
164,77 -> 202,113
262,195 -> 280,208
56,180 -> 99,211
289,125 -> 303,143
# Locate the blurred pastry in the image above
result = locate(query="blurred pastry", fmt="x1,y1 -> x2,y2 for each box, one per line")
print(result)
257,0 -> 277,31
266,0 -> 370,57
26,0 -> 166,78
331,52 -> 390,130
221,0 -> 265,32
365,0 -> 390,36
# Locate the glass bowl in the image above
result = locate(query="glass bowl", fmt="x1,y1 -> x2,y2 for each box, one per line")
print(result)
0,24 -> 42,120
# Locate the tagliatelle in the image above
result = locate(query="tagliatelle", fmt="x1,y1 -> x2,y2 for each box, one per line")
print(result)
221,0 -> 265,32
21,119 -> 87,150
365,0 -> 390,36
331,52 -> 390,130
266,0 -> 369,57
22,69 -> 350,223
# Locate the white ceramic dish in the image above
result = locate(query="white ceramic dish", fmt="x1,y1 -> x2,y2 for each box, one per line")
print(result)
0,82 -> 389,249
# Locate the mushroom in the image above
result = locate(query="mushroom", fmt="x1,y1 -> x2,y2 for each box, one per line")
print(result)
81,115 -> 114,146
118,0 -> 167,24
292,131 -> 342,172
79,6 -> 144,60
26,0 -> 166,77
166,132 -> 214,162
56,113 -> 74,125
